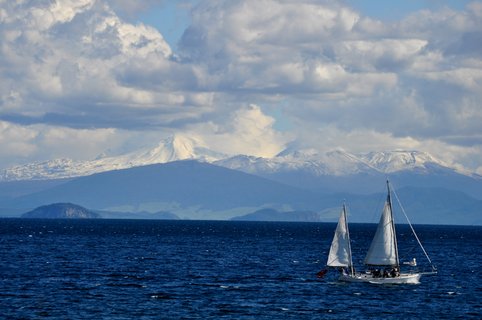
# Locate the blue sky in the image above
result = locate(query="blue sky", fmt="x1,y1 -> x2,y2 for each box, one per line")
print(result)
346,0 -> 471,20
138,2 -> 195,50
0,0 -> 481,174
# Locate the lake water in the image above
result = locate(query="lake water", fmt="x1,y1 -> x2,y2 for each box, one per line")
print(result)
0,219 -> 480,319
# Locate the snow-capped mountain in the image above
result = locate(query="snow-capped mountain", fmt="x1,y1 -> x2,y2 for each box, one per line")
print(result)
217,149 -> 469,177
215,149 -> 378,176
358,151 -> 452,173
0,135 -> 475,182
0,135 -> 226,181
214,149 -> 482,199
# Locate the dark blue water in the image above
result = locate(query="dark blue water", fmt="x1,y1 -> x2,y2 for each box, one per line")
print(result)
0,219 -> 480,319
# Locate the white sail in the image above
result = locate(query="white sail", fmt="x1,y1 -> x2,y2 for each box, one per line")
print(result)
364,200 -> 398,266
327,207 -> 352,267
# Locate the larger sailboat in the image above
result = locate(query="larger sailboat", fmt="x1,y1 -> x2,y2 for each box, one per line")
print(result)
326,180 -> 437,284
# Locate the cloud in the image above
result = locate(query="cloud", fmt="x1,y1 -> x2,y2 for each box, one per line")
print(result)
0,0 -> 481,172
0,0 -> 204,130
185,104 -> 291,158
0,120 -> 122,167
0,121 -> 38,159
179,1 -> 367,93
175,0 -> 480,170
177,0 -> 481,145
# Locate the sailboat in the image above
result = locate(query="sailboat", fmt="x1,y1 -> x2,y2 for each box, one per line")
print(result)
326,180 -> 437,284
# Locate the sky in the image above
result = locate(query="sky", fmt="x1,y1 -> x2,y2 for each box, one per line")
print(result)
0,0 -> 481,174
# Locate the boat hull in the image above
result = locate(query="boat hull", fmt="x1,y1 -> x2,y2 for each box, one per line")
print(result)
339,272 -> 421,284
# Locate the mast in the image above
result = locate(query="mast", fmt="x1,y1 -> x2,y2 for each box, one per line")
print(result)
343,203 -> 355,276
386,180 -> 400,269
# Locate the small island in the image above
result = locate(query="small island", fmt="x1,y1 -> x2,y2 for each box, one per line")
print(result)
21,203 -> 100,219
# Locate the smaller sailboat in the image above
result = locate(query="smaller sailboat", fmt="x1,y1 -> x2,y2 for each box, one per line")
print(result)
326,180 -> 437,284
326,203 -> 355,276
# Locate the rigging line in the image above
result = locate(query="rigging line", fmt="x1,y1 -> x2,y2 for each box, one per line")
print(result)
371,183 -> 387,223
399,245 -> 417,263
392,187 -> 436,271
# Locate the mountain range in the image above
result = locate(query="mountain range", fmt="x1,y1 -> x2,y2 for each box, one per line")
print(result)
0,135 -> 481,224
1,135 -> 478,180
3,135 -> 479,197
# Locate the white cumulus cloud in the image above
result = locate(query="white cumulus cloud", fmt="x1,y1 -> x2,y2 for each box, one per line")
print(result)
185,104 -> 291,158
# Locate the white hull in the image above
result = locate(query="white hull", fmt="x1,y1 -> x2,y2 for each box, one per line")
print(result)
339,272 -> 421,284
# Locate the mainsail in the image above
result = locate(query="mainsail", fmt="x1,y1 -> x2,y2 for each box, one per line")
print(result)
364,185 -> 399,266
327,205 -> 353,272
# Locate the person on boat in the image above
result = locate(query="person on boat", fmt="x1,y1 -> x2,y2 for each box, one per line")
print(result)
383,269 -> 389,278
372,269 -> 381,278
387,267 -> 399,278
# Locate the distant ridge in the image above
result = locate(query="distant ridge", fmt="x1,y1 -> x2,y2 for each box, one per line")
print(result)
8,161 -> 323,220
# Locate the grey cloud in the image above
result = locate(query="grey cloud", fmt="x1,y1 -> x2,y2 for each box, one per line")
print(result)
176,1 -> 482,148
445,31 -> 482,57
1,0 -> 481,171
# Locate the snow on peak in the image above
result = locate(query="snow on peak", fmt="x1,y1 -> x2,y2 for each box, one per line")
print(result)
0,135 -> 226,181
138,135 -> 199,163
217,149 -> 461,177
135,135 -> 226,164
218,148 -> 376,176
358,150 -> 449,173
276,148 -> 319,159
0,158 -> 82,181
276,148 -> 375,176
